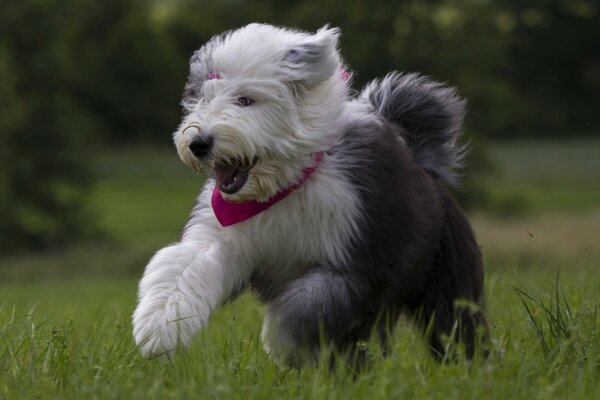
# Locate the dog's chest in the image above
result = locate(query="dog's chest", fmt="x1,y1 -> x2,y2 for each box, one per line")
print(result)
241,168 -> 362,298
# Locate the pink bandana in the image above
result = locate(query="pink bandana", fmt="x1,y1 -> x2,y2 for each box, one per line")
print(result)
211,152 -> 324,227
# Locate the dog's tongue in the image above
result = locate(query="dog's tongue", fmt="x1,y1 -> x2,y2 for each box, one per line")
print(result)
214,164 -> 249,195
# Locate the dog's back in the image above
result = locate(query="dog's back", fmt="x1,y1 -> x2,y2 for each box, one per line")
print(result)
356,73 -> 488,359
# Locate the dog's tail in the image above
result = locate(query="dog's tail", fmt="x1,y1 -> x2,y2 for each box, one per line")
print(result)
360,72 -> 467,187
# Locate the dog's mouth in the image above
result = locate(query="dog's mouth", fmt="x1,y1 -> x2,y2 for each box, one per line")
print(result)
214,157 -> 258,195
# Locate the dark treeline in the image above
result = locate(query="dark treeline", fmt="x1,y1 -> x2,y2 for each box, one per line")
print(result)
2,0 -> 597,144
0,0 -> 598,252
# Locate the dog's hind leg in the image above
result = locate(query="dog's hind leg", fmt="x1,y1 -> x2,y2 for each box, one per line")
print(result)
261,268 -> 367,369
415,290 -> 489,361
413,189 -> 489,361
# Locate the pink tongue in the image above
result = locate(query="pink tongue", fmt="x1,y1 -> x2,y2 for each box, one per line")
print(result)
214,165 -> 238,187
214,164 -> 250,194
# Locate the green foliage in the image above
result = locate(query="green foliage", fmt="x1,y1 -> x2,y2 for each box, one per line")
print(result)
0,1 -> 100,253
2,0 -> 596,145
498,0 -> 600,137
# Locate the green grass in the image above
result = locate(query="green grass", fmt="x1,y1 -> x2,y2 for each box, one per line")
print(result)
2,272 -> 599,399
484,138 -> 600,213
1,140 -> 599,398
91,146 -> 202,245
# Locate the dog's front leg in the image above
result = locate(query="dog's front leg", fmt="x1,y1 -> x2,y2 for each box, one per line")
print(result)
132,237 -> 246,358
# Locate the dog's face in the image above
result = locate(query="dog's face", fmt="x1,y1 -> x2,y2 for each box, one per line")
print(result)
173,24 -> 349,202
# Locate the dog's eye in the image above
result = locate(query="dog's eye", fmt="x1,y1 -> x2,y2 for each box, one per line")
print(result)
236,96 -> 254,107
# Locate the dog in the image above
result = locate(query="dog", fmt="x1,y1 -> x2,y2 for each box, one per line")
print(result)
132,23 -> 488,367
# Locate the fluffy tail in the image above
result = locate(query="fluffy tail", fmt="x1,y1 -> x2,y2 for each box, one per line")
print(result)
361,72 -> 467,187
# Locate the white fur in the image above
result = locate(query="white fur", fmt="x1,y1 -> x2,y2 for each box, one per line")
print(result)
132,24 -> 368,360
174,24 -> 348,202
132,152 -> 363,357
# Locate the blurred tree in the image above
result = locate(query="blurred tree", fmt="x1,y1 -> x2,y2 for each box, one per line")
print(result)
64,0 -> 186,144
497,0 -> 600,137
166,0 -> 599,138
0,0 -> 97,253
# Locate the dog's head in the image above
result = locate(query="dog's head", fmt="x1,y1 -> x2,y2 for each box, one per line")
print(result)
174,24 -> 349,202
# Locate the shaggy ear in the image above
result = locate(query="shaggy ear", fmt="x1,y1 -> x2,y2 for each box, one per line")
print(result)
282,26 -> 340,86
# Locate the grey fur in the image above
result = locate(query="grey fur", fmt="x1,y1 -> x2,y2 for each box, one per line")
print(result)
361,72 -> 467,187
256,96 -> 487,364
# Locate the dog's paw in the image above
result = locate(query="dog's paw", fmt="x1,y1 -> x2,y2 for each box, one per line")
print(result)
132,244 -> 213,358
132,300 -> 177,358
132,289 -> 211,358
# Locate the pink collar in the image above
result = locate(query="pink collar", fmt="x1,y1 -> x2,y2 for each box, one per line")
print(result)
211,152 -> 324,227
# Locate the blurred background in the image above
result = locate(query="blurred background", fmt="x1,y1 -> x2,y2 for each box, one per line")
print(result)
0,0 -> 598,280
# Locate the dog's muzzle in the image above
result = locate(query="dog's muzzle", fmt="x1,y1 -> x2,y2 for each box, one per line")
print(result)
183,125 -> 258,195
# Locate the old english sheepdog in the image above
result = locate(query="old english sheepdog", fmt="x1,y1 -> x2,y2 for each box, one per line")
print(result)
132,23 -> 488,367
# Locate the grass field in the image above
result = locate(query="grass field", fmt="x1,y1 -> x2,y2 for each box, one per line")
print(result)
1,140 -> 599,399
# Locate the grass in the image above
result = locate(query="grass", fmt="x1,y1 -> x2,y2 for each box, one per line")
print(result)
484,139 -> 600,213
1,139 -> 599,399
90,146 -> 202,245
2,274 -> 599,399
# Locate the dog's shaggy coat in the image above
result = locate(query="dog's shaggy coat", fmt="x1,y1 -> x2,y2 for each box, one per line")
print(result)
132,24 -> 488,367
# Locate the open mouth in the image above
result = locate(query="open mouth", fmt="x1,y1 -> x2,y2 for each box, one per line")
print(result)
214,157 -> 258,195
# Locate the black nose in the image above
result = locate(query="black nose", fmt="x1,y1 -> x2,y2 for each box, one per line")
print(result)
189,136 -> 214,159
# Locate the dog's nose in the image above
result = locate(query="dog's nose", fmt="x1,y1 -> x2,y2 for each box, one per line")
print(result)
189,135 -> 214,159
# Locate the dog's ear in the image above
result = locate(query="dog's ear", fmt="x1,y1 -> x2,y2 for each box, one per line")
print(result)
282,26 -> 340,86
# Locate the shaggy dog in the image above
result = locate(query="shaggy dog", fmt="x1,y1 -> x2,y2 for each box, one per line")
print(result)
132,24 -> 488,367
